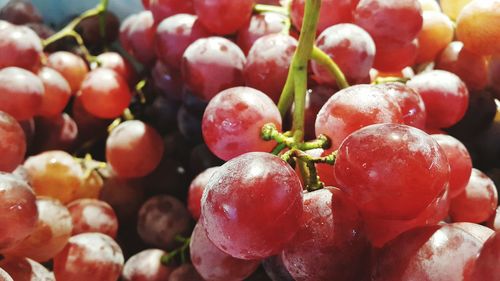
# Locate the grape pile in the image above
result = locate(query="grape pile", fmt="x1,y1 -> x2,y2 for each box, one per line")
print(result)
0,0 -> 499,280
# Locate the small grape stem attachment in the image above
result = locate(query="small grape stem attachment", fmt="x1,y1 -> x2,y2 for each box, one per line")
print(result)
372,76 -> 410,85
42,0 -> 110,62
311,46 -> 350,89
160,236 -> 191,266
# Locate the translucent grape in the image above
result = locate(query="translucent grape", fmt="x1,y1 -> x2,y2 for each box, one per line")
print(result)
315,84 -> 403,151
334,123 -> 450,219
119,11 -> 156,65
37,67 -> 71,117
149,0 -> 194,23
468,230 -> 500,280
407,70 -> 469,129
202,87 -> 282,161
415,11 -> 454,64
0,173 -> 37,250
0,67 -> 44,121
0,25 -> 42,70
46,51 -> 89,94
190,222 -> 260,280
431,134 -> 472,198
456,0 -> 500,55
0,111 -> 26,172
24,150 -> 83,204
4,197 -> 72,262
95,52 -> 135,82
106,120 -> 164,178
441,0 -> 472,20
79,68 -> 132,119
373,39 -> 418,72
201,152 -> 303,259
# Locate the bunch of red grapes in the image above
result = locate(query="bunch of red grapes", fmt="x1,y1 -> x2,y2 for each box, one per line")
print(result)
0,0 -> 500,280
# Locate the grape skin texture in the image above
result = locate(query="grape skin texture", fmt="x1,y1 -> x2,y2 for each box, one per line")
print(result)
487,207 -> 500,231
46,51 -> 89,94
188,167 -> 219,220
0,174 -> 38,250
281,187 -> 369,281
4,197 -> 73,262
168,264 -> 204,281
96,52 -> 135,82
244,33 -> 297,103
67,199 -> 119,239
0,67 -> 44,121
24,150 -> 84,204
155,14 -> 210,70
468,230 -> 500,280
0,25 -> 42,70
106,120 -> 164,178
354,0 -> 423,48
456,0 -> 500,56
137,195 -> 191,249
373,39 -> 418,72
119,11 -> 156,65
315,84 -> 403,151
311,23 -> 375,86
334,123 -> 450,220
407,70 -> 469,129
371,224 -> 485,281
149,0 -> 194,23
236,13 -> 288,55
449,168 -> 498,223
431,134 -> 472,198
37,67 -> 72,117
122,249 -> 174,281
79,68 -> 132,119
376,82 -> 426,129
53,233 -> 124,281
202,87 -> 282,161
181,37 -> 246,101
415,11 -> 454,64
0,257 -> 54,281
0,111 -> 26,172
190,222 -> 260,281
201,152 -> 303,260
193,0 -> 254,35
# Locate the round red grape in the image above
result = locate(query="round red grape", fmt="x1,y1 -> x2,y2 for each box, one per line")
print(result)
122,249 -> 175,281
334,123 -> 450,220
202,87 -> 282,161
201,152 -> 303,259
120,11 -> 156,65
46,51 -> 89,94
188,167 -> 219,220
236,12 -> 288,55
0,24 -> 42,70
0,111 -> 26,172
37,67 -> 71,117
149,0 -> 194,23
67,199 -> 118,239
193,0 -> 254,35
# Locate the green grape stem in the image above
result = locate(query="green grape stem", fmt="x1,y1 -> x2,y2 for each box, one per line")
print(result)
160,236 -> 191,266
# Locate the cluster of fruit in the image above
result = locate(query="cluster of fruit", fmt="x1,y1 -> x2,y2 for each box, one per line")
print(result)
0,0 -> 499,280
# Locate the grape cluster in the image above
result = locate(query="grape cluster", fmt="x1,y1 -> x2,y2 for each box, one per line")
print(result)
0,0 -> 500,280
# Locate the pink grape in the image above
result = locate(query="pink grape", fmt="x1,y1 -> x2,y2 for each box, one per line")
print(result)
188,167 -> 219,220
149,0 -> 194,23
201,152 -> 303,259
468,230 -> 500,280
334,123 -> 450,220
202,87 -> 282,161
236,12 -> 288,55
37,67 -> 72,117
0,24 -> 42,70
0,111 -> 26,172
0,257 -> 54,281
190,222 -> 260,280
315,84 -> 403,151
120,11 -> 156,65
244,33 -> 298,103
193,0 -> 254,35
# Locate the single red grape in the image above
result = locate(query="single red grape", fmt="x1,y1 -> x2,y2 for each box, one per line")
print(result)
67,199 -> 118,239
36,67 -> 71,117
0,67 -> 44,121
415,11 -> 454,64
79,68 -> 132,119
53,233 -> 124,281
190,222 -> 260,280
0,111 -> 26,172
450,168 -> 498,223
202,87 -> 282,161
120,11 -> 156,65
193,0 -> 254,35
95,52 -> 135,82
311,23 -> 376,86
468,230 -> 500,280
334,123 -> 450,220
201,152 -> 303,259
149,0 -> 194,23
106,120 -> 164,178
46,51 -> 89,94
155,13 -> 210,69
181,37 -> 246,101
188,167 -> 219,220
0,257 -> 53,281
236,12 -> 288,55
122,249 -> 175,281
0,24 -> 42,70
407,70 -> 469,129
